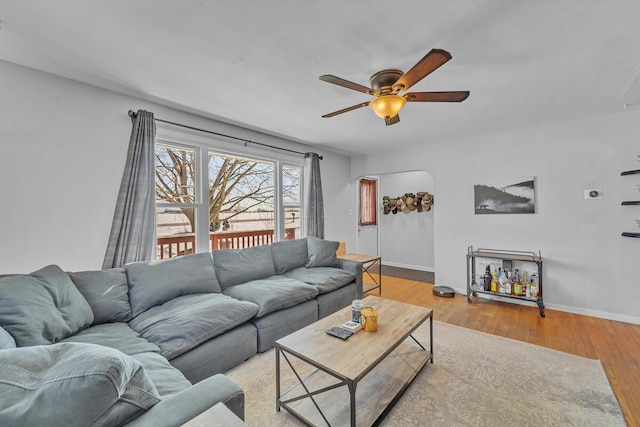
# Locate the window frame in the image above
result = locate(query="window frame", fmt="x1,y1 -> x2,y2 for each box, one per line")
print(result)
155,122 -> 304,255
281,163 -> 303,240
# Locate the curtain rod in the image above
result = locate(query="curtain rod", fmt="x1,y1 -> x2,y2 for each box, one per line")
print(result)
128,110 -> 322,160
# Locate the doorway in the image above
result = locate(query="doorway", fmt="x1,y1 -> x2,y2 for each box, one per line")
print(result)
356,176 -> 379,256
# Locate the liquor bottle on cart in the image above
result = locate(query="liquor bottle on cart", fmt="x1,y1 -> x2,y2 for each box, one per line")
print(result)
513,269 -> 523,296
483,265 -> 492,292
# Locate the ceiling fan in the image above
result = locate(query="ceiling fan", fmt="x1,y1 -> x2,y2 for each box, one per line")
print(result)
320,49 -> 469,125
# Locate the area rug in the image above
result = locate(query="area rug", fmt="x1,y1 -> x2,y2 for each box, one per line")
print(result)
225,321 -> 625,426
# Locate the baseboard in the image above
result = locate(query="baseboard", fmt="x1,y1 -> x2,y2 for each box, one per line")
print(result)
449,287 -> 640,326
381,261 -> 435,273
543,302 -> 640,326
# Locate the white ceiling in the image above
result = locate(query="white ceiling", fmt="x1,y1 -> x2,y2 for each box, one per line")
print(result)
2,0 -> 640,156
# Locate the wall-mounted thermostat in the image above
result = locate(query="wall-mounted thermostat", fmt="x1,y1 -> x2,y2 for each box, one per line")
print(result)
584,189 -> 603,199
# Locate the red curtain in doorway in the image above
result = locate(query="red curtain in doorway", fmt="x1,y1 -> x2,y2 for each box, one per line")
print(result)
359,178 -> 377,226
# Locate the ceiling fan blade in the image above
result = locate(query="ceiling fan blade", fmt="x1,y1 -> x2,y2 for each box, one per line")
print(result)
393,49 -> 453,91
405,91 -> 470,102
322,101 -> 371,118
319,75 -> 378,96
385,115 -> 400,126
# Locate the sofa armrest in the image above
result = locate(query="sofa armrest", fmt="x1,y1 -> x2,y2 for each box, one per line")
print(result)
124,374 -> 244,427
337,259 -> 364,299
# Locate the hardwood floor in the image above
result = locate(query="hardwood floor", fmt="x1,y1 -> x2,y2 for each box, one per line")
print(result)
364,275 -> 640,426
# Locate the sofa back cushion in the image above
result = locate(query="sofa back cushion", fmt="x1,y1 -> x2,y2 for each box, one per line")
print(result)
306,236 -> 340,268
126,252 -> 220,318
213,245 -> 276,290
0,342 -> 160,426
270,238 -> 308,274
68,268 -> 132,324
0,265 -> 94,346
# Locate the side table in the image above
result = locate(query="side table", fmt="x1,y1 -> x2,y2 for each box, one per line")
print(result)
337,253 -> 382,295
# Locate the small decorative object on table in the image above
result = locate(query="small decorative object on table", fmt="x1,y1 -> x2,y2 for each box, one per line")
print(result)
361,306 -> 378,332
351,299 -> 363,324
342,321 -> 361,333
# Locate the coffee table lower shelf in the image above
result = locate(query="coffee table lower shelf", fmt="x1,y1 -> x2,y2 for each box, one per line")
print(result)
276,336 -> 432,427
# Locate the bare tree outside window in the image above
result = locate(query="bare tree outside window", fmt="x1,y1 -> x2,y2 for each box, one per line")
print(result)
283,165 -> 302,238
155,145 -> 275,231
156,144 -> 302,258
208,153 -> 274,232
155,146 -> 196,230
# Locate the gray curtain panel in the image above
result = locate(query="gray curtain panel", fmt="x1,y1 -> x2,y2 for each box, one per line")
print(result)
303,152 -> 324,238
102,110 -> 157,269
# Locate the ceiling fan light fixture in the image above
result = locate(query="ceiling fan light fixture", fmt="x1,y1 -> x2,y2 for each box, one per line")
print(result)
369,95 -> 406,119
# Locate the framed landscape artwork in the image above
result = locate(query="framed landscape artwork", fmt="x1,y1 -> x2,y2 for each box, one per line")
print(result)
474,177 -> 536,214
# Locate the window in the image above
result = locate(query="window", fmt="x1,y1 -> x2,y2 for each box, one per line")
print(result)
207,152 -> 275,250
359,178 -> 377,226
154,138 -> 302,259
282,164 -> 302,240
155,144 -> 198,258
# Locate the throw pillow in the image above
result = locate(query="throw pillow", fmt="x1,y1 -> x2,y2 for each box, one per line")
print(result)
0,265 -> 94,346
0,342 -> 160,426
68,268 -> 132,324
306,236 -> 339,268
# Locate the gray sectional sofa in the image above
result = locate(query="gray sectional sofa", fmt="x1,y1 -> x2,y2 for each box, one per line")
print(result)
0,237 -> 363,426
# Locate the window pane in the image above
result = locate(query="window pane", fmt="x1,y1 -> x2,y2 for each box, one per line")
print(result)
155,145 -> 196,203
359,178 -> 377,226
283,165 -> 301,206
283,165 -> 302,239
156,207 -> 195,259
285,208 -> 301,239
208,152 -> 275,249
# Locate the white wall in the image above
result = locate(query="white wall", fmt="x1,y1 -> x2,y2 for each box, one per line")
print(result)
0,60 -> 355,273
379,171 -> 435,271
352,111 -> 640,324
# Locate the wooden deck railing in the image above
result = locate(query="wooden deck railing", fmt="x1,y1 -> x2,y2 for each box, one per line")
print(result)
157,228 -> 297,259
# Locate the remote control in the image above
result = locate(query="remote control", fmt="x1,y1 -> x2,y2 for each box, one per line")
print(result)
325,326 -> 353,340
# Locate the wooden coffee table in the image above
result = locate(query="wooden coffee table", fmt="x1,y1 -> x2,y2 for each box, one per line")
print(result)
275,295 -> 433,426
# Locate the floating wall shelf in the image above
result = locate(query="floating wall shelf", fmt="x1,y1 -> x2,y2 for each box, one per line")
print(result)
621,168 -> 640,238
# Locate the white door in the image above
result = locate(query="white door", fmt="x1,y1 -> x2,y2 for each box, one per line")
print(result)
358,225 -> 378,255
356,177 -> 379,256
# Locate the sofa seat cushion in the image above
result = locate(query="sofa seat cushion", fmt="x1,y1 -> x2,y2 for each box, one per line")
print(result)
222,276 -> 319,318
0,265 -> 94,346
126,253 -> 221,318
61,322 -> 161,356
283,267 -> 356,294
68,268 -> 132,324
213,245 -> 276,290
130,351 -> 192,398
0,342 -> 160,427
128,294 -> 259,360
